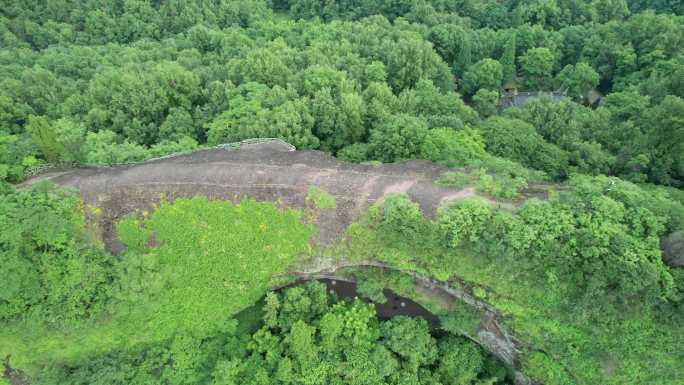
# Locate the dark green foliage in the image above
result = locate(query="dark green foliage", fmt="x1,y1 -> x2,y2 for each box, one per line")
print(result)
3,2 -> 684,385
500,34 -> 517,83
661,231 -> 684,267
472,89 -> 499,118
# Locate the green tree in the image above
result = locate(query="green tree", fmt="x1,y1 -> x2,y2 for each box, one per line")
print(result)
438,198 -> 493,248
479,116 -> 569,179
462,59 -> 503,95
436,336 -> 485,385
368,114 -> 428,162
25,115 -> 63,164
0,183 -> 114,322
500,33 -> 517,83
557,62 -> 599,100
455,35 -> 472,75
380,316 -> 437,371
520,47 -> 555,89
472,89 -> 499,118
420,127 -> 486,166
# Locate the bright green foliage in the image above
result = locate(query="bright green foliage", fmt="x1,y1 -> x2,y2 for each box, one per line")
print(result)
0,183 -> 113,323
436,336 -> 486,385
380,316 -> 437,369
438,198 -> 493,248
25,115 -> 63,164
436,155 -> 538,199
0,134 -> 39,182
115,196 -> 313,338
84,62 -> 201,146
338,184 -> 684,385
420,127 -> 486,166
337,143 -> 372,163
479,116 -> 569,179
398,79 -> 479,128
379,193 -> 428,240
520,47 -> 555,88
1,0 -> 684,189
206,83 -> 319,149
307,186 -> 337,209
523,352 -> 575,385
3,2 -> 684,384
80,130 -> 147,164
462,59 -> 503,95
369,114 -> 428,162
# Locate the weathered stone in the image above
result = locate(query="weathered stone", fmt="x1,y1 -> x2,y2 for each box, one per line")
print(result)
662,231 -> 684,267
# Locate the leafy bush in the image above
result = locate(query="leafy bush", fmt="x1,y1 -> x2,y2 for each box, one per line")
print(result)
479,116 -> 569,180
379,193 -> 428,240
369,114 -> 429,162
420,127 -> 486,167
438,198 -> 493,248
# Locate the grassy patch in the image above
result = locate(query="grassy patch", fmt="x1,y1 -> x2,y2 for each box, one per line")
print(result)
306,185 -> 337,209
1,196 -> 314,373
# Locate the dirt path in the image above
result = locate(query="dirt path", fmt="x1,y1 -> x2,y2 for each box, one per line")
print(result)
23,141 -> 500,253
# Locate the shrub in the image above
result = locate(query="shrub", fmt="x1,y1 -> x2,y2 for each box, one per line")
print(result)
380,193 -> 427,239
438,198 -> 493,248
420,127 -> 486,167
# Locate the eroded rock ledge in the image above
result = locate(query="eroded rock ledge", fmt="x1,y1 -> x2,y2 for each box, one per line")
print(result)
22,140 -> 494,253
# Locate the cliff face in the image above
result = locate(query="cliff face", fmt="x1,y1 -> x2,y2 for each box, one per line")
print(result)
22,140 -> 495,253
21,141 -> 549,384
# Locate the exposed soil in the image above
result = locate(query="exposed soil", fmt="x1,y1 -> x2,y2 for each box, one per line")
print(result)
22,141 -> 498,254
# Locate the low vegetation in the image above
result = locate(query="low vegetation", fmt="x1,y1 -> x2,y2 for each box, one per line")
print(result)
0,183 -> 313,372
336,177 -> 684,384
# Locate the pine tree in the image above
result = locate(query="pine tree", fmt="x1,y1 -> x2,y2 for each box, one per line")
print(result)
26,115 -> 64,164
500,33 -> 517,84
455,34 -> 472,76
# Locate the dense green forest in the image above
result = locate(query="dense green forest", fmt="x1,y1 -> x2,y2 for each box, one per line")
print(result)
2,0 -> 684,384
1,0 -> 683,185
